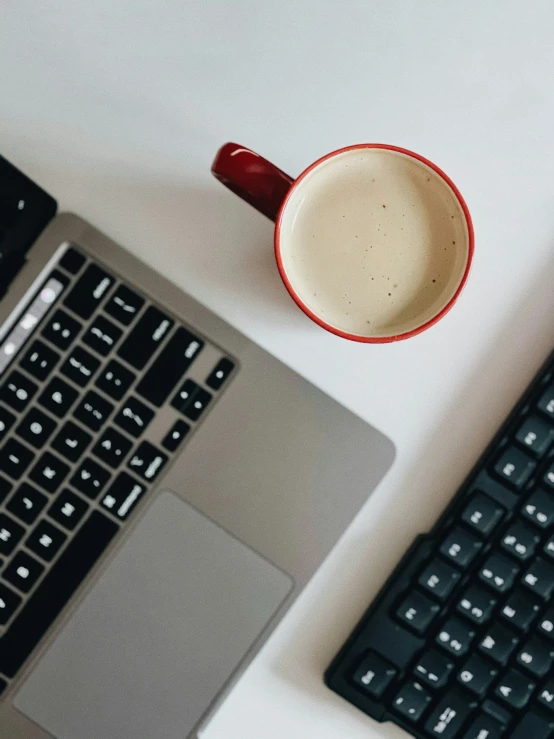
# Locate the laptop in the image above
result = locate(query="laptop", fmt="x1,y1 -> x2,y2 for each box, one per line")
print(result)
0,155 -> 395,739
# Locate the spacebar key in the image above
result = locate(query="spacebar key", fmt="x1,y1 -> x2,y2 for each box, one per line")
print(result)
0,511 -> 119,677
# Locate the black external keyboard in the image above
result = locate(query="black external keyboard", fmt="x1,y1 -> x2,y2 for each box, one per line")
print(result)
326,351 -> 554,738
0,245 -> 236,695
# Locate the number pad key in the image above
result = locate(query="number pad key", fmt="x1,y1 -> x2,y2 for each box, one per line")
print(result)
70,458 -> 111,499
0,406 -> 16,443
51,421 -> 92,462
20,340 -> 60,381
74,391 -> 114,432
48,489 -> 89,529
128,442 -> 168,482
16,408 -> 57,449
493,446 -> 536,489
61,346 -> 101,387
392,682 -> 432,722
38,377 -> 79,418
500,521 -> 540,561
25,520 -> 67,561
478,553 -> 519,592
0,513 -> 25,555
461,493 -> 505,536
3,551 -> 44,593
412,650 -> 454,689
436,617 -> 476,657
6,483 -> 47,524
95,360 -> 135,401
1,370 -> 38,412
83,315 -> 122,356
42,309 -> 82,350
439,527 -> 482,568
0,583 -> 22,624
92,427 -> 133,468
521,489 -> 554,528
456,585 -> 496,625
395,590 -> 440,635
418,559 -> 461,600
0,439 -> 35,479
29,452 -> 69,494
114,397 -> 154,438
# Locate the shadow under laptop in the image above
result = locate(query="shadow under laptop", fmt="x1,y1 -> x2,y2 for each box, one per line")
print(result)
268,244 -> 554,734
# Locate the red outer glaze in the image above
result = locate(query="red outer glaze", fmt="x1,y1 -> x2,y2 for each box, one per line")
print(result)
212,142 -> 474,343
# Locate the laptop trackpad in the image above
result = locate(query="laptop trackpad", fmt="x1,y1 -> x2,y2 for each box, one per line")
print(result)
14,491 -> 294,739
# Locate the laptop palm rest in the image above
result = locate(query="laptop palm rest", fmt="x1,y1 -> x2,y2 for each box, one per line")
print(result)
13,491 -> 294,739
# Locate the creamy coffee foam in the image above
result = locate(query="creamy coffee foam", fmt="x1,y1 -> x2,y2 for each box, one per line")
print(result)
279,148 -> 469,338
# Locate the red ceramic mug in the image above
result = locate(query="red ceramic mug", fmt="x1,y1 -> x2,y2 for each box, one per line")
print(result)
211,143 -> 473,342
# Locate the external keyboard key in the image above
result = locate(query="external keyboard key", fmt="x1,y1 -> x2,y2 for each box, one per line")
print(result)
500,521 -> 540,561
461,494 -> 505,536
478,553 -> 519,593
522,558 -> 554,598
0,439 -> 35,479
60,346 -> 101,387
0,510 -> 118,677
391,681 -> 432,722
493,446 -> 535,490
162,419 -> 191,452
543,533 -> 554,559
457,654 -> 497,697
70,458 -> 111,499
456,585 -> 497,626
538,606 -> 554,640
114,396 -> 154,438
42,309 -> 82,351
29,451 -> 69,494
7,483 -> 47,524
95,359 -> 135,401
136,327 -> 204,407
39,377 -> 79,418
3,550 -> 44,593
0,583 -> 22,624
515,415 -> 554,457
500,590 -> 540,630
0,405 -> 16,442
515,637 -> 554,677
521,489 -> 554,528
20,339 -> 60,381
544,461 -> 554,490
537,681 -> 554,712
395,590 -> 440,635
117,306 -> 174,370
481,699 -> 512,727
509,712 -> 554,739
538,386 -> 554,419
101,472 -> 145,520
51,421 -> 92,463
48,489 -> 89,529
105,284 -> 144,326
494,669 -> 535,710
1,370 -> 38,412
64,264 -> 114,319
25,520 -> 67,562
424,693 -> 476,738
436,617 -> 476,657
412,650 -> 454,689
479,624 -> 519,665
73,390 -> 114,432
92,427 -> 133,468
0,513 -> 25,555
440,527 -> 482,568
418,559 -> 461,600
206,357 -> 235,390
16,408 -> 57,448
351,651 -> 397,699
128,441 -> 168,482
461,713 -> 505,739
83,315 -> 122,356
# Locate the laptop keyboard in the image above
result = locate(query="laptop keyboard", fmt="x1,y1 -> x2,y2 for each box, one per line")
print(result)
0,245 -> 236,694
326,351 -> 554,738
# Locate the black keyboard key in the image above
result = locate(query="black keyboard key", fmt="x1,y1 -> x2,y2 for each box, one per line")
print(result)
73,390 -> 114,432
25,520 -> 66,562
515,415 -> 554,457
63,264 -> 114,319
0,510 -> 118,677
183,387 -> 211,421
457,655 -> 498,697
500,521 -> 540,561
522,558 -> 554,598
135,327 -> 204,406
395,590 -> 440,635
493,446 -> 535,490
479,624 -> 519,665
16,408 -> 57,449
510,712 -> 554,739
82,315 -> 122,356
95,359 -> 135,401
0,583 -> 22,624
413,650 -> 454,690
70,458 -> 111,499
128,441 -> 168,482
48,489 -> 89,529
162,419 -> 191,452
456,585 -> 497,625
0,513 -> 24,555
479,699 -> 512,727
51,421 -> 92,462
42,309 -> 82,350
117,306 -> 174,370
0,476 -> 12,503
351,651 -> 397,699
29,452 -> 69,494
1,370 -> 38,412
538,681 -> 554,712
206,358 -> 235,390
6,483 -> 47,524
0,405 -> 16,442
105,284 -> 144,326
500,590 -> 540,630
544,461 -> 554,490
20,339 -> 60,381
114,396 -> 154,438
424,693 -> 476,738
101,472 -> 145,520
171,379 -> 200,413
436,617 -> 476,657
539,606 -> 554,640
543,533 -> 554,559
92,427 -> 133,468
521,489 -> 554,528
418,559 -> 461,600
462,713 -> 505,739
538,386 -> 554,419
0,439 -> 35,479
478,553 -> 519,592
60,345 -> 101,387
59,247 -> 86,274
38,377 -> 79,418
440,527 -> 482,568
392,681 -> 432,722
494,668 -> 534,710
3,551 -> 44,593
516,637 -> 554,677
461,493 -> 505,536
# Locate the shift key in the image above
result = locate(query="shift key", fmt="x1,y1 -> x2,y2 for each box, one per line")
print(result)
117,306 -> 174,370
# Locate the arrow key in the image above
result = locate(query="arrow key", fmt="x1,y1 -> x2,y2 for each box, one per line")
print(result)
0,582 -> 21,624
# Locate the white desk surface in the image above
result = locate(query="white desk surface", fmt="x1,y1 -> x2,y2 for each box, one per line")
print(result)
3,2 -> 554,736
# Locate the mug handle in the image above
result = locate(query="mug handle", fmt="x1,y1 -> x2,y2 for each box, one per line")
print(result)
211,143 -> 294,222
